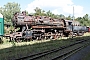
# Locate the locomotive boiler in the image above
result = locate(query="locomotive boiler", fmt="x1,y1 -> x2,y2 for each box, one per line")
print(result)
12,11 -> 65,29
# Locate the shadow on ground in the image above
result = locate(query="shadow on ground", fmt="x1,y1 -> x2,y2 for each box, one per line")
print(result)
0,36 -> 90,60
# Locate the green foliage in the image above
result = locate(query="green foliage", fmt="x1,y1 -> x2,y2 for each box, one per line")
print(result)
76,14 -> 90,26
4,27 -> 7,33
59,14 -> 65,19
11,40 -> 16,47
66,15 -> 72,20
34,7 -> 42,16
10,25 -> 14,31
0,2 -> 21,23
34,7 -> 65,19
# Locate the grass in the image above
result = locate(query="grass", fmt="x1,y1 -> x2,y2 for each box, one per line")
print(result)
0,40 -> 72,60
0,37 -> 83,60
0,33 -> 90,60
0,37 -> 72,49
83,32 -> 90,36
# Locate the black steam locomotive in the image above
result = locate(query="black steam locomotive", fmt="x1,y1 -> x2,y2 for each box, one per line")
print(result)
5,11 -> 87,41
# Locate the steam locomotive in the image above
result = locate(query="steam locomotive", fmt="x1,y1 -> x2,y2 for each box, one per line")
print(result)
5,11 -> 87,41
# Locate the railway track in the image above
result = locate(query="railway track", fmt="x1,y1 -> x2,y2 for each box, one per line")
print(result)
52,45 -> 87,60
15,39 -> 90,60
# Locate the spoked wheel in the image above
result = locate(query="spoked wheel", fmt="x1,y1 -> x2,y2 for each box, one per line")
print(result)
69,32 -> 73,38
44,36 -> 49,40
50,36 -> 53,40
60,33 -> 63,38
9,37 -> 14,42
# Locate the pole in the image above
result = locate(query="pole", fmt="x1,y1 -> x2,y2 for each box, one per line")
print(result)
73,6 -> 74,21
72,6 -> 74,38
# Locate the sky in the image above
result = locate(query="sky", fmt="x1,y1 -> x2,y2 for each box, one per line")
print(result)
0,0 -> 90,18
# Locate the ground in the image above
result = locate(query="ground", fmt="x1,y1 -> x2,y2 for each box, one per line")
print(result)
66,45 -> 90,60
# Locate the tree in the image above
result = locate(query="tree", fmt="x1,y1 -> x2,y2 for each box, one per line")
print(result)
59,14 -> 65,19
34,7 -> 47,16
41,10 -> 46,16
34,7 -> 42,16
46,10 -> 52,17
76,14 -> 90,26
83,14 -> 89,21
0,2 -> 21,24
66,15 -> 72,20
82,14 -> 90,26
